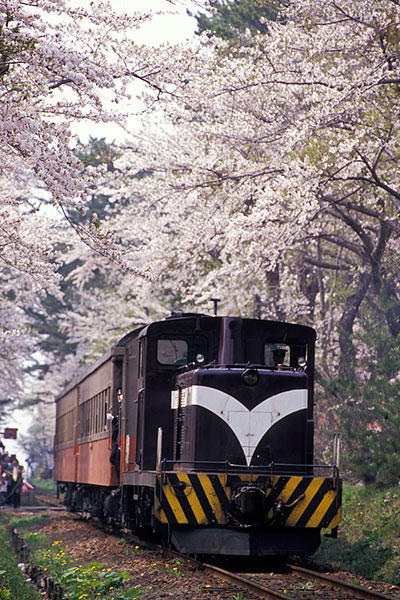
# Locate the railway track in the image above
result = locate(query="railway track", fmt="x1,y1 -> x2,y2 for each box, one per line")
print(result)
202,561 -> 400,600
13,501 -> 400,600
19,491 -> 65,511
112,525 -> 400,600
67,508 -> 400,600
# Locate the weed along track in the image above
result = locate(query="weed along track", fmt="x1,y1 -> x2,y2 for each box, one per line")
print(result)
6,510 -> 269,600
4,507 -> 400,600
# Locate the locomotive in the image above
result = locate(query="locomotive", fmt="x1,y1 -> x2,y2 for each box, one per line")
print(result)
54,313 -> 341,556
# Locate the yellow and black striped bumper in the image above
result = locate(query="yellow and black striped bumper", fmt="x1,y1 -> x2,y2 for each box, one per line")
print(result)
155,472 -> 341,529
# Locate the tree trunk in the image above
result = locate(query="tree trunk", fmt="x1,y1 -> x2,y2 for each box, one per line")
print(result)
338,270 -> 372,379
382,278 -> 400,337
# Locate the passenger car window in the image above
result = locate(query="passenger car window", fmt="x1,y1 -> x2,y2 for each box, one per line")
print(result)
157,339 -> 188,365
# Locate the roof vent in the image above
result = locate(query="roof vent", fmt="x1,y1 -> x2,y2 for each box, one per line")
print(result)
166,311 -> 207,320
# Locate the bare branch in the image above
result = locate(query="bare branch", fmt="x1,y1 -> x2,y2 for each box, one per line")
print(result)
301,254 -> 351,271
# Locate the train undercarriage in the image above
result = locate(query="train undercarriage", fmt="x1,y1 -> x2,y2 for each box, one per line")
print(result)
59,464 -> 340,557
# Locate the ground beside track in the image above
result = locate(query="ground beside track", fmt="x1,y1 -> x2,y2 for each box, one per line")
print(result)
9,509 -> 259,599
5,505 -> 400,600
30,479 -> 400,586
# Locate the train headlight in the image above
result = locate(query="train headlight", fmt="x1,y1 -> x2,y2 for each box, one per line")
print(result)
298,357 -> 307,368
242,368 -> 259,386
196,353 -> 205,365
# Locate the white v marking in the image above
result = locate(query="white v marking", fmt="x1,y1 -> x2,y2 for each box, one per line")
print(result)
188,385 -> 308,466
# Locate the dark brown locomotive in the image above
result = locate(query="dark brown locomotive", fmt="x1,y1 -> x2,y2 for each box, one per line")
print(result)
54,313 -> 341,556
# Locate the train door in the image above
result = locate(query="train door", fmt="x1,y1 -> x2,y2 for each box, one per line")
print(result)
135,337 -> 146,469
74,385 -> 81,482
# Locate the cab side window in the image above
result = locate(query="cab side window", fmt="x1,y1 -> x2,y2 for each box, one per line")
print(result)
138,339 -> 144,377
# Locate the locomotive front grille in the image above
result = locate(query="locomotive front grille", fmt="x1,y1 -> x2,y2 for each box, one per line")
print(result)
155,472 -> 341,530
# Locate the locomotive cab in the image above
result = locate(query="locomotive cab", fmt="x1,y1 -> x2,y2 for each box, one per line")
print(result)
153,317 -> 341,556
133,315 -> 219,471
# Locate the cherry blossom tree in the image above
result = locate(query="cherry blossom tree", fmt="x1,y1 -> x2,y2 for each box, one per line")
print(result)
110,0 -> 400,379
11,0 -> 400,447
0,0 -> 219,408
8,0 -> 395,483
81,0 -> 398,476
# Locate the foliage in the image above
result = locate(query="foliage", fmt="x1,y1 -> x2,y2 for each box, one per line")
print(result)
161,559 -> 183,577
0,0 -> 211,408
22,138 -> 123,403
117,539 -> 151,556
18,404 -> 54,477
59,564 -> 133,600
70,0 -> 400,480
315,483 -> 400,584
29,478 -> 56,494
0,0 -> 175,280
194,0 -> 278,39
0,516 -> 41,600
2,0 -> 400,490
329,302 -> 400,487
9,514 -> 49,531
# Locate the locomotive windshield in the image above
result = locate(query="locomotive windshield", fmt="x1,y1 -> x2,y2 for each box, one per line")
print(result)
157,339 -> 188,365
264,343 -> 307,368
234,318 -> 313,368
156,334 -> 208,366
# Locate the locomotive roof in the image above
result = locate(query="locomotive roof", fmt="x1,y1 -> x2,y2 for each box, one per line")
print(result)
143,314 -> 316,342
55,315 -> 316,402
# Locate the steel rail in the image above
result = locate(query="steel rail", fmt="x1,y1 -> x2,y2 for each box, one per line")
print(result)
288,563 -> 399,600
202,561 -> 400,600
203,562 -> 292,600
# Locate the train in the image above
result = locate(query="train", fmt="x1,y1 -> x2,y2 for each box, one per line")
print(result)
54,312 -> 342,557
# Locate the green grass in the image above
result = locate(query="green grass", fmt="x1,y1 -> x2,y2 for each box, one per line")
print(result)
8,514 -> 49,530
314,483 -> 400,584
13,517 -> 143,600
29,477 -> 56,493
0,514 -> 143,600
0,515 -> 41,600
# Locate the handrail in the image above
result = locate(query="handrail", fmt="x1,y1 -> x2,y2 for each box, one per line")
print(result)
160,458 -> 339,479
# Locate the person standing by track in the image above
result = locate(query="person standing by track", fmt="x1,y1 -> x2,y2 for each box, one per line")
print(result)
7,458 -> 24,509
0,471 -> 7,505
